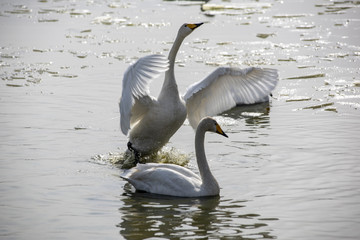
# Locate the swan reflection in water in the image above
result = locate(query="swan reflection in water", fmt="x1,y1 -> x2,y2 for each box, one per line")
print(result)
219,101 -> 272,128
118,187 -> 277,239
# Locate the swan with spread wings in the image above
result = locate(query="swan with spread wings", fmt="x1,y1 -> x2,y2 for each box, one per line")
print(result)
119,23 -> 278,160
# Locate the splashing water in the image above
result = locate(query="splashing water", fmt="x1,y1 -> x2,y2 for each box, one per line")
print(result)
93,148 -> 191,169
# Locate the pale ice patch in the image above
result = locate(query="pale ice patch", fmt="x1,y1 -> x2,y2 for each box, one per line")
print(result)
240,112 -> 264,117
213,116 -> 240,126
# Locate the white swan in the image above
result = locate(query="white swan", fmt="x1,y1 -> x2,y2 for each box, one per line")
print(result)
121,117 -> 228,197
119,23 -> 278,159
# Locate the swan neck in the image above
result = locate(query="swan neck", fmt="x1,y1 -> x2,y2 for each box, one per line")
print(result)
160,34 -> 184,96
195,127 -> 216,185
168,33 -> 184,71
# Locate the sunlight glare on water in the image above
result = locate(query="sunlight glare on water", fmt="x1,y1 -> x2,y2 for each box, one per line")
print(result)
1,0 -> 359,239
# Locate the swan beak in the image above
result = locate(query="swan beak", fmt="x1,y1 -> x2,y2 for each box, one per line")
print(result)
187,23 -> 203,30
216,124 -> 228,138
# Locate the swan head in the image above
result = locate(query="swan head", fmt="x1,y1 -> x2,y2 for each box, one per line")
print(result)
178,23 -> 203,38
199,117 -> 228,138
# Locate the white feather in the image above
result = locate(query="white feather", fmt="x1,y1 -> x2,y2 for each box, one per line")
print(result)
121,163 -> 201,196
119,55 -> 169,135
121,163 -> 201,195
183,67 -> 278,129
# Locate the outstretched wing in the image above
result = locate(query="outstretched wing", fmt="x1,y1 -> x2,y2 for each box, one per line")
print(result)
119,55 -> 169,135
183,67 -> 278,129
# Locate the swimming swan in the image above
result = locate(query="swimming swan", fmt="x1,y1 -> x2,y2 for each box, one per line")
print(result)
121,117 -> 228,197
120,23 -> 278,159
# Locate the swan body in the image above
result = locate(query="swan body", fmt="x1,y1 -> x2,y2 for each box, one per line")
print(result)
121,117 -> 228,197
119,23 -> 278,157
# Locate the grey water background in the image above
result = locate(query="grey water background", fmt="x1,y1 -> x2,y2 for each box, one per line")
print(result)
1,0 -> 360,239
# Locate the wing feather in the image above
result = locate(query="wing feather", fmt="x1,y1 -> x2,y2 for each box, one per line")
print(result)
120,163 -> 201,195
119,55 -> 169,135
184,67 -> 278,129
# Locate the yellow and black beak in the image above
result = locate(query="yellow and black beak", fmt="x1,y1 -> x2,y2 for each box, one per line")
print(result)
216,124 -> 228,138
186,23 -> 204,30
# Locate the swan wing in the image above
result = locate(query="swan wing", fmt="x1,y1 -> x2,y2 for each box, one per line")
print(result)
183,67 -> 278,129
121,163 -> 201,196
141,163 -> 201,180
119,54 -> 169,135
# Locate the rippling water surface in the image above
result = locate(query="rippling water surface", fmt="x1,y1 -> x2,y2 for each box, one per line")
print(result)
1,0 -> 359,239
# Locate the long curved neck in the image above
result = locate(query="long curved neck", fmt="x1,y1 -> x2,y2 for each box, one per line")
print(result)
195,127 -> 218,187
159,33 -> 184,99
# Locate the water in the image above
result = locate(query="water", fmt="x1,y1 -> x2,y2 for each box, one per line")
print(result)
1,0 -> 359,239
